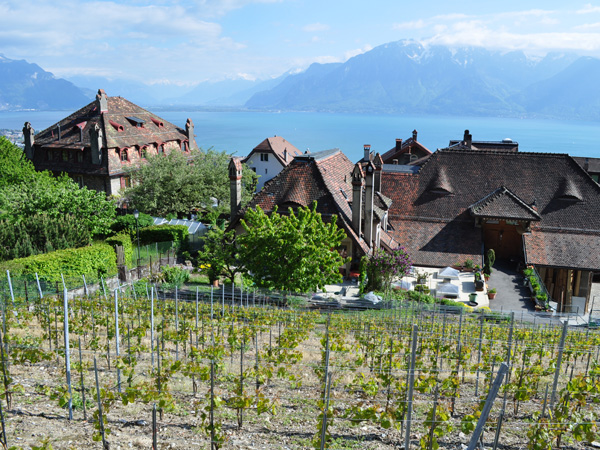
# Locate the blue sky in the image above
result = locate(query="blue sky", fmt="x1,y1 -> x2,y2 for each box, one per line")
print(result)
3,0 -> 600,85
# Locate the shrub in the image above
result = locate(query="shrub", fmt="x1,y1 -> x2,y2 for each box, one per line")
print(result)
161,266 -> 190,288
139,224 -> 189,246
364,247 -> 412,292
463,259 -> 474,269
111,213 -> 154,235
0,243 -> 117,282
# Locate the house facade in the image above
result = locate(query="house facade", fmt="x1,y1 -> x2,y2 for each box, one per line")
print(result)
23,89 -> 197,195
242,136 -> 302,191
231,136 -> 600,313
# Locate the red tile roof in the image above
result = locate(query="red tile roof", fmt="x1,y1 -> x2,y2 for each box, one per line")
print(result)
234,149 -> 369,254
34,94 -> 190,151
243,136 -> 302,167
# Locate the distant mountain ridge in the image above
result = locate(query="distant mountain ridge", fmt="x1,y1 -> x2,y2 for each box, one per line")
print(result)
245,40 -> 593,119
0,55 -> 89,111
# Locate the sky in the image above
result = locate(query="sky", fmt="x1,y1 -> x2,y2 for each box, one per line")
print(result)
3,0 -> 600,85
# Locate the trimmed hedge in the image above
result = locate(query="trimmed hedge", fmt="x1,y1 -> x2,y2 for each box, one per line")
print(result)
0,242 -> 117,282
139,225 -> 189,246
105,233 -> 133,266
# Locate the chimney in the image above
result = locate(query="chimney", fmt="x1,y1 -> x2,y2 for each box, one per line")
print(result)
22,122 -> 35,159
395,139 -> 402,151
412,129 -> 418,141
364,161 -> 375,248
464,129 -> 472,148
373,153 -> 383,193
185,118 -> 197,150
393,159 -> 398,165
229,157 -> 243,220
90,124 -> 103,165
351,163 -> 364,238
96,89 -> 108,113
363,144 -> 371,162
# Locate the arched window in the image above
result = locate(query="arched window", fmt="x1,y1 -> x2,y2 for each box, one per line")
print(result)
121,148 -> 129,162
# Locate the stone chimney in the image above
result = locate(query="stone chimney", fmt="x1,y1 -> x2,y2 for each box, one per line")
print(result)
412,129 -> 418,141
363,144 -> 371,162
364,161 -> 375,248
463,129 -> 472,148
96,89 -> 108,113
395,139 -> 402,151
351,163 -> 364,238
22,122 -> 35,159
90,124 -> 103,165
229,157 -> 243,220
186,118 -> 197,150
373,153 -> 383,193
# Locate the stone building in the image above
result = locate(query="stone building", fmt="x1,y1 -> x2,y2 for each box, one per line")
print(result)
23,89 -> 197,195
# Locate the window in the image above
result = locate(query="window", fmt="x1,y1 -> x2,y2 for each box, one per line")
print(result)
252,167 -> 256,173
62,151 -> 69,162
260,153 -> 269,161
121,149 -> 129,162
141,147 -> 148,159
265,168 -> 268,174
46,150 -> 52,161
182,141 -> 189,153
75,176 -> 84,188
76,152 -> 83,163
120,176 -> 131,189
158,144 -> 165,155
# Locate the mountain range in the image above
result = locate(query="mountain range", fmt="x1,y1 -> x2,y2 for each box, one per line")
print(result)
2,40 -> 600,121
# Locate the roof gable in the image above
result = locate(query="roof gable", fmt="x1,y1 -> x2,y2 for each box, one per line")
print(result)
245,136 -> 302,167
469,186 -> 541,221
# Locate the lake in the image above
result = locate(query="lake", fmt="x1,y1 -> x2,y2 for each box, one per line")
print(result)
2,109 -> 600,162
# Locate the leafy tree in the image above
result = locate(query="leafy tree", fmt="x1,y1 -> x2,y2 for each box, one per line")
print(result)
237,202 -> 349,293
0,136 -> 37,188
196,224 -> 238,285
124,148 -> 257,219
0,172 -> 115,236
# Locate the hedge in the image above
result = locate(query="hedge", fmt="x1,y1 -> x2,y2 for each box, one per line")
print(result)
0,242 -> 117,283
105,233 -> 133,266
139,224 -> 189,247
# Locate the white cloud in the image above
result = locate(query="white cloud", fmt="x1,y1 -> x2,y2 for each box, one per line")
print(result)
393,19 -> 427,30
302,23 -> 330,32
577,4 -> 600,14
344,45 -> 373,60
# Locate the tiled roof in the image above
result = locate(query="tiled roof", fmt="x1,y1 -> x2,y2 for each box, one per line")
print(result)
381,149 -> 600,268
469,187 -> 541,221
381,136 -> 432,164
524,230 -> 600,270
244,136 -> 302,167
573,156 -> 600,174
235,149 -> 369,254
34,94 -> 189,150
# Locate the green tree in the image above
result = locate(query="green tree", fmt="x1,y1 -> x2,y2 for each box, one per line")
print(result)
363,247 -> 412,293
237,202 -> 349,293
0,172 -> 115,236
196,224 -> 238,285
0,136 -> 37,188
124,149 -> 257,218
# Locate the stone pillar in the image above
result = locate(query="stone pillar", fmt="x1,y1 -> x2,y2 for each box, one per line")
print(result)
186,118 -> 198,150
229,157 -> 242,220
364,161 -> 375,248
351,163 -> 364,238
22,122 -> 35,159
90,124 -> 103,165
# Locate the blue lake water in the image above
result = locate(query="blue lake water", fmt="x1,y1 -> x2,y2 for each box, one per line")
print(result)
2,110 -> 600,162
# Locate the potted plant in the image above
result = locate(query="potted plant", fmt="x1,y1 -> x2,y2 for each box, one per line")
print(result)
463,259 -> 475,272
474,271 -> 485,291
487,288 -> 497,300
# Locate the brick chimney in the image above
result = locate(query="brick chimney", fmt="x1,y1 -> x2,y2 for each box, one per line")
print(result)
412,129 -> 418,141
186,118 -> 197,150
351,163 -> 364,238
96,89 -> 108,113
463,129 -> 472,148
363,144 -> 371,162
22,122 -> 35,159
364,161 -> 375,248
373,153 -> 383,193
229,157 -> 243,220
395,139 -> 402,151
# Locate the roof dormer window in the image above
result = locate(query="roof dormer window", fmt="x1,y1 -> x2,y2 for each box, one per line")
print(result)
126,116 -> 145,128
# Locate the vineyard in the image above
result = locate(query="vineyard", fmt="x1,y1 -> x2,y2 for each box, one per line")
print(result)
0,283 -> 599,450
